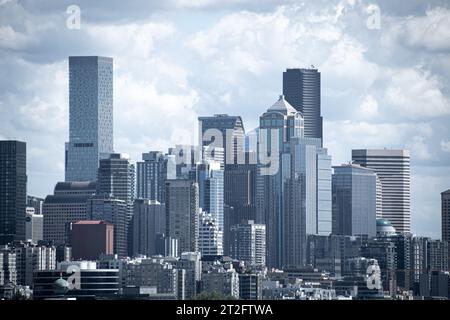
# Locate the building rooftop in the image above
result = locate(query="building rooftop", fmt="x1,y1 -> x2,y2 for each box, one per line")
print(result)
267,95 -> 298,114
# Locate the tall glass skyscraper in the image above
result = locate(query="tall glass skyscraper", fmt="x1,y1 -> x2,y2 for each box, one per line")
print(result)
65,56 -> 114,182
332,164 -> 377,237
352,149 -> 411,233
283,68 -> 322,142
0,140 -> 27,245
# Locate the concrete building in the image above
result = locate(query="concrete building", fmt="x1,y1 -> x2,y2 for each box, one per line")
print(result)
165,180 -> 199,254
65,56 -> 114,182
12,241 -> 56,287
239,273 -> 263,300
352,149 -> 411,233
70,220 -> 114,260
43,182 -> 96,244
0,246 -> 17,285
136,151 -> 176,202
26,196 -> 44,215
229,220 -> 266,267
198,210 -> 223,257
25,207 -> 43,243
125,257 -> 179,299
332,164 -> 377,237
201,265 -> 239,299
0,140 -> 27,245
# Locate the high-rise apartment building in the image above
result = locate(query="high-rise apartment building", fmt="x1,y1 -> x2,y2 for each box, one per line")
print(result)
165,180 -> 199,254
65,56 -> 114,182
0,141 -> 27,245
229,220 -> 266,267
198,210 -> 223,257
352,149 -> 411,233
442,189 -> 450,244
25,208 -> 43,243
136,151 -> 176,203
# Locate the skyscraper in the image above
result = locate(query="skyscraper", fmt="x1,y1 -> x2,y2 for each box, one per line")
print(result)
97,153 -> 134,255
442,189 -> 450,244
197,161 -> 224,232
198,114 -> 245,166
65,56 -> 114,182
43,182 -> 96,244
229,220 -> 266,267
136,151 -> 176,203
88,195 -> 128,257
352,149 -> 411,233
198,210 -> 223,257
25,207 -> 43,243
332,164 -> 377,237
0,141 -> 27,245
165,179 -> 199,254
283,68 -> 322,141
132,199 -> 166,257
256,95 -> 303,268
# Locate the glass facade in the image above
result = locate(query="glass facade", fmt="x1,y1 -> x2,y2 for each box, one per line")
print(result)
65,56 -> 113,182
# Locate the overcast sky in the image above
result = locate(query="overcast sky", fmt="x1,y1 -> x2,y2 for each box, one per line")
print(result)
0,0 -> 449,238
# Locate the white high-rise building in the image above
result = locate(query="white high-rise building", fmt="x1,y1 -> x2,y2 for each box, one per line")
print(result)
198,210 -> 223,257
352,149 -> 411,233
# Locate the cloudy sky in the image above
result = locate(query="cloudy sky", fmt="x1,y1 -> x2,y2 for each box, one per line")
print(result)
0,0 -> 449,238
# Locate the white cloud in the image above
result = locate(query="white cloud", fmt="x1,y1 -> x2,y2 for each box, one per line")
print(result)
441,140 -> 450,153
324,120 -> 433,164
385,67 -> 450,119
358,94 -> 378,118
403,7 -> 450,52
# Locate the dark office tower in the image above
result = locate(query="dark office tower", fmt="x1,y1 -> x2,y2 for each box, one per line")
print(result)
442,189 -> 450,269
283,68 -> 322,141
442,189 -> 450,244
352,149 -> 411,233
165,180 -> 199,254
97,153 -> 134,255
132,199 -> 165,257
65,56 -> 114,182
136,151 -> 176,202
198,114 -> 245,166
88,195 -> 127,257
0,141 -> 27,245
224,152 -> 257,254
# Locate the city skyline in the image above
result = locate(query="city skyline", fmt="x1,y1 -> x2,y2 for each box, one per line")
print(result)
1,1 -> 449,239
